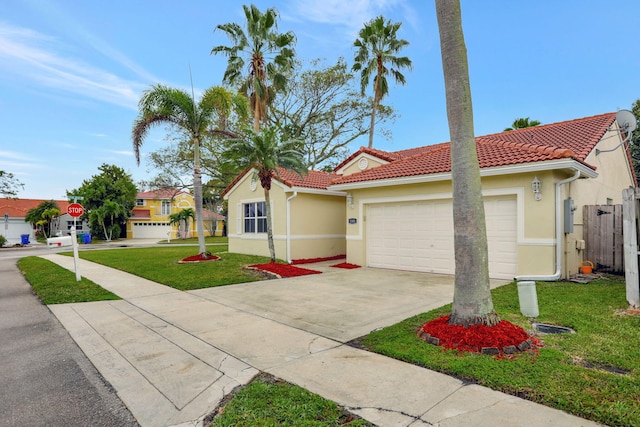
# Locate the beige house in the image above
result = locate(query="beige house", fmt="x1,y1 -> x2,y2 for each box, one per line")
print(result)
223,112 -> 636,279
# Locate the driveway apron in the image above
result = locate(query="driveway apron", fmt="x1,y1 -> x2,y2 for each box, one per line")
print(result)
39,254 -> 600,427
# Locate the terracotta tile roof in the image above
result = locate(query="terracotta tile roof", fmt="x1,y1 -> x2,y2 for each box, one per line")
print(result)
334,147 -> 401,171
130,209 -> 151,219
221,167 -> 337,197
137,189 -> 190,199
203,209 -> 225,221
0,199 -> 71,218
331,113 -> 617,185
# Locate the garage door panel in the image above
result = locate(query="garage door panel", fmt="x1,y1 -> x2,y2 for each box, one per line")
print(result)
366,198 -> 516,279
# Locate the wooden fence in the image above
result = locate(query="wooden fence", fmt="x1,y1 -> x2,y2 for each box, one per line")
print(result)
583,204 -> 624,273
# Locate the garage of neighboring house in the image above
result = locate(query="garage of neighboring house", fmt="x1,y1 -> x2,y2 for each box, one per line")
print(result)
365,196 -> 517,280
131,221 -> 171,239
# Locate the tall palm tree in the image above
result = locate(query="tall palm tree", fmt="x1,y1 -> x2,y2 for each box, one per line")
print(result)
435,0 -> 499,327
132,85 -> 230,256
89,200 -> 126,241
212,4 -> 296,133
352,15 -> 412,148
504,117 -> 541,131
222,126 -> 306,262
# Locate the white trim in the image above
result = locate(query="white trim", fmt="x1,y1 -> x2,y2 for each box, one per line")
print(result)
288,234 -> 346,240
330,159 -> 598,191
286,187 -> 347,196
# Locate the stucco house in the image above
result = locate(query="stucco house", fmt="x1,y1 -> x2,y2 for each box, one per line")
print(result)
126,189 -> 225,239
0,198 -> 89,244
222,112 -> 636,280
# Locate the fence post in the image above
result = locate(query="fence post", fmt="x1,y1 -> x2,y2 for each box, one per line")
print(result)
622,188 -> 639,307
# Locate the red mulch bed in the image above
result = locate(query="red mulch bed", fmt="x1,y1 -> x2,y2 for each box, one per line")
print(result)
248,262 -> 322,278
331,262 -> 361,269
178,254 -> 221,264
291,254 -> 346,265
417,315 -> 541,357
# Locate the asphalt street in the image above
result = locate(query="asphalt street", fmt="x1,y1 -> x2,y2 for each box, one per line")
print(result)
0,248 -> 138,426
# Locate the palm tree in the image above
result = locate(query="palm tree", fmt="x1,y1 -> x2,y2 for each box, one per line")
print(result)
89,200 -> 126,241
352,15 -> 412,148
211,4 -> 296,133
169,208 -> 196,239
504,117 -> 541,131
435,0 -> 499,327
132,85 -> 231,256
222,126 -> 306,262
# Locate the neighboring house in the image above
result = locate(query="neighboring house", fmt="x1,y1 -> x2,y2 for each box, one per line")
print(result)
0,198 -> 89,244
223,112 -> 636,279
126,189 -> 225,239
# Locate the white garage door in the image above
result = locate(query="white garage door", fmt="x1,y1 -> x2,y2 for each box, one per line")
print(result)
132,222 -> 171,239
366,197 -> 517,279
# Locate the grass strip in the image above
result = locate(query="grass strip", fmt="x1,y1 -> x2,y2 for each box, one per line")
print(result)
17,256 -> 120,304
72,245 -> 273,291
360,276 -> 640,427
208,373 -> 372,426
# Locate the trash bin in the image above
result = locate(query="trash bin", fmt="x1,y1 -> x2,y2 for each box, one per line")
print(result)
20,234 -> 30,245
83,233 -> 91,244
77,233 -> 84,243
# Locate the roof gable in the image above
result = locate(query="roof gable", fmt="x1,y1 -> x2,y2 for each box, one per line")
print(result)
221,167 -> 338,197
331,113 -> 617,185
1,199 -> 71,218
136,189 -> 191,200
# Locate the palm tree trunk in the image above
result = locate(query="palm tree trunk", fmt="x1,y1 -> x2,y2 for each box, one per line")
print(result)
193,137 -> 207,255
264,188 -> 276,262
368,96 -> 378,148
253,102 -> 261,133
435,0 -> 499,327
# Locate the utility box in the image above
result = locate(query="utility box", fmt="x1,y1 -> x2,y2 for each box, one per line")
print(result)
517,281 -> 539,317
47,236 -> 73,248
564,197 -> 575,233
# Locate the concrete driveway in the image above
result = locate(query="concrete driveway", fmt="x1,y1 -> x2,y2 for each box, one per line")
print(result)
192,263 -> 510,343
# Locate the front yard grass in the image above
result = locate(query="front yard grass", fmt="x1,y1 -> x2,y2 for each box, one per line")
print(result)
360,275 -> 640,427
71,245 -> 272,291
17,256 -> 120,304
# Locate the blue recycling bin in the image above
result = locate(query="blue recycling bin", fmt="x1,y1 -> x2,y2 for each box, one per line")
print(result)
83,233 -> 91,244
20,234 -> 30,245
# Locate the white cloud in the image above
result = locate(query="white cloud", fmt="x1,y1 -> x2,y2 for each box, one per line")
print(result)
0,22 -> 146,110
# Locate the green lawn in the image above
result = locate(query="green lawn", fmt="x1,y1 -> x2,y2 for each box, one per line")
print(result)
208,373 -> 372,427
159,236 -> 228,245
17,256 -> 120,304
360,276 -> 640,427
71,244 -> 272,290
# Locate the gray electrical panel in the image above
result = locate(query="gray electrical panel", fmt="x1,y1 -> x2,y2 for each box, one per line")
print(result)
564,197 -> 574,234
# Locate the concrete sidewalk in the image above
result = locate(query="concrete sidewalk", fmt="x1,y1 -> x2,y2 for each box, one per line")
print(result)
40,254 -> 603,427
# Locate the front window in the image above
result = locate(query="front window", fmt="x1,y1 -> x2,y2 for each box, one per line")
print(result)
244,201 -> 267,233
136,199 -> 145,206
161,200 -> 171,216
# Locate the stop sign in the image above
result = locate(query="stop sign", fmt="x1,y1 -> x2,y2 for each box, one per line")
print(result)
67,203 -> 84,217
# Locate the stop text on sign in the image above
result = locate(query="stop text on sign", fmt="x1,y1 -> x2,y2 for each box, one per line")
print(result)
67,203 -> 84,217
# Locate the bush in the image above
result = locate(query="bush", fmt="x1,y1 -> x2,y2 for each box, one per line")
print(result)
0,235 -> 6,247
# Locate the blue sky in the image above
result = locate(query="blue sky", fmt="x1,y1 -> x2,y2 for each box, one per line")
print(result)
2,0 -> 639,199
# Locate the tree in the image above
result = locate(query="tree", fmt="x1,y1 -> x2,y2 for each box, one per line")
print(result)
222,126 -> 306,261
212,4 -> 296,132
89,200 -> 127,242
0,170 -> 24,197
352,15 -> 412,148
25,200 -> 60,238
168,208 -> 196,239
435,0 -> 499,327
141,87 -> 249,207
504,117 -> 541,131
133,85 -> 235,256
269,58 -> 396,169
629,100 -> 640,179
68,164 -> 137,240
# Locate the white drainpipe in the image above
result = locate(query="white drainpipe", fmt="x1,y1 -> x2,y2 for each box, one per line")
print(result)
515,170 -> 581,281
286,191 -> 298,264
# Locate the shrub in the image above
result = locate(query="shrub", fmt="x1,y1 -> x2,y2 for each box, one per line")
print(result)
0,235 -> 6,247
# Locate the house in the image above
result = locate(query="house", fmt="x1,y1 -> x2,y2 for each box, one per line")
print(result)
0,198 -> 89,244
126,189 -> 225,239
222,112 -> 636,279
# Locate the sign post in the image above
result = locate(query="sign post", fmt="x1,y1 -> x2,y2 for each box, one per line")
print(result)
67,203 -> 84,281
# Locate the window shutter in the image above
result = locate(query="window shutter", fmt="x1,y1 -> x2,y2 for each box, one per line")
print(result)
236,203 -> 242,234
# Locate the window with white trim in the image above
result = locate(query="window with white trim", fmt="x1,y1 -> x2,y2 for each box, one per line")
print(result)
244,201 -> 267,233
161,200 -> 171,215
136,199 -> 145,206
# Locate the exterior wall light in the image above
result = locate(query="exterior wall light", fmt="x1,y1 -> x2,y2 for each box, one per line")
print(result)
531,176 -> 542,201
346,193 -> 354,209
